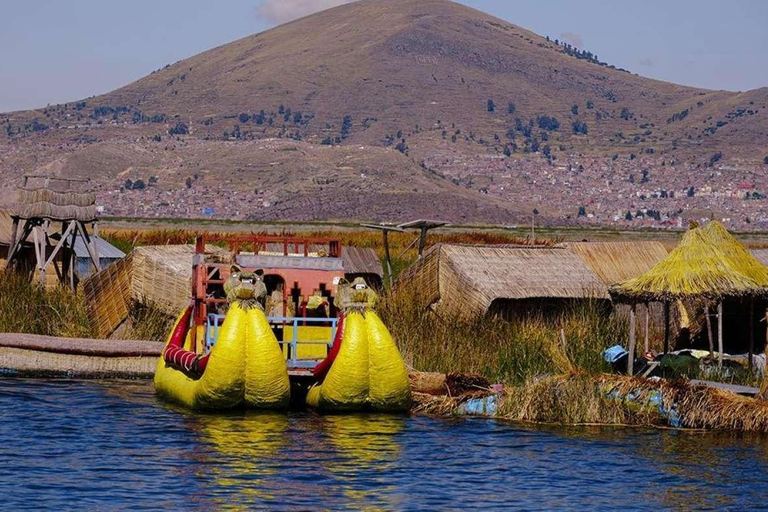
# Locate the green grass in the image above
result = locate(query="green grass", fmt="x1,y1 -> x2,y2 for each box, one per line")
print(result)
0,271 -> 171,341
380,289 -> 622,385
0,271 -> 93,338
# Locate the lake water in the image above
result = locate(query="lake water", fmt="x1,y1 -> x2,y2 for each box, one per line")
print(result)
2,379 -> 768,510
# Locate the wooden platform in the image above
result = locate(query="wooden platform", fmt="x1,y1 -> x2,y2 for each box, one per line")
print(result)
689,379 -> 760,397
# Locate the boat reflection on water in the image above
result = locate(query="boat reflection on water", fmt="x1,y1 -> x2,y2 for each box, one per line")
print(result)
194,412 -> 290,505
186,411 -> 407,509
319,414 -> 407,509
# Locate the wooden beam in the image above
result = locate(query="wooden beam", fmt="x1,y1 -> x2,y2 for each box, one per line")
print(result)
4,219 -> 32,270
417,226 -> 428,259
383,229 -> 393,287
718,301 -> 724,369
663,301 -> 671,355
43,220 -> 75,269
31,225 -> 45,285
643,303 -> 650,353
69,225 -> 77,289
628,304 -> 637,375
760,307 -> 768,400
749,299 -> 755,370
78,221 -> 100,272
705,305 -> 715,358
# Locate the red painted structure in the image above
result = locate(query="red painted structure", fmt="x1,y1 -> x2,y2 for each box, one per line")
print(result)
190,234 -> 345,352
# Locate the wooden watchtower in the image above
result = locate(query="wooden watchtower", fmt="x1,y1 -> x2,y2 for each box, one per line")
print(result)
4,175 -> 101,287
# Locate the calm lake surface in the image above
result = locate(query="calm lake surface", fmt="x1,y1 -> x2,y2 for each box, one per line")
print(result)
2,379 -> 768,510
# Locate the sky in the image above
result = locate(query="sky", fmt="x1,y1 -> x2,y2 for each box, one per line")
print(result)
1,0 -> 766,112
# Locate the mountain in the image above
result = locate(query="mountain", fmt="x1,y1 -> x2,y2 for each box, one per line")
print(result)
1,0 -> 767,227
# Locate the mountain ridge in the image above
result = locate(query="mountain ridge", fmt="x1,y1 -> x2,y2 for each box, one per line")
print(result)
1,0 -> 767,228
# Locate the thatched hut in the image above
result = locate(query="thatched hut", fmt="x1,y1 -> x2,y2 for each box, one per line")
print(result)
610,222 -> 768,372
396,244 -> 610,321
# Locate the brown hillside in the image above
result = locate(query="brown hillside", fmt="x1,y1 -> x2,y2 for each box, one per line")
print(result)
1,0 -> 767,227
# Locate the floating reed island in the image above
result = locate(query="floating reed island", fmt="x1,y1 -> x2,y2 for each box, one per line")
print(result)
3,215 -> 768,430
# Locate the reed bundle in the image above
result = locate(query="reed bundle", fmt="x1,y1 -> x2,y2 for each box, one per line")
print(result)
0,346 -> 157,378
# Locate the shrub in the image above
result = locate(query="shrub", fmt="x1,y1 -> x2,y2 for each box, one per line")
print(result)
572,120 -> 588,135
537,115 -> 560,131
168,122 -> 188,135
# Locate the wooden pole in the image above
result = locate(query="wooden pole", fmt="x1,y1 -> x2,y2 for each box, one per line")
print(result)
32,224 -> 45,285
663,301 -> 671,355
749,299 -> 755,370
760,307 -> 768,400
69,223 -> 77,289
705,305 -> 715,358
628,304 -> 637,375
717,301 -> 724,369
383,229 -> 393,288
417,226 -> 428,259
643,303 -> 650,353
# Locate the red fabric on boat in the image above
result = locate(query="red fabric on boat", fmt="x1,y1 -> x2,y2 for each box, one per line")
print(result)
312,313 -> 344,382
163,306 -> 208,376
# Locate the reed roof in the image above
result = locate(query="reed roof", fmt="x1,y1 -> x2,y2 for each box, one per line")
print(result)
398,243 -> 609,319
567,241 -> 669,285
13,189 -> 98,222
611,222 -> 768,302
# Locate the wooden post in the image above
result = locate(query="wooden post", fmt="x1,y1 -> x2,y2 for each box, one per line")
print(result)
383,229 -> 393,288
663,301 -> 671,355
8,217 -> 18,258
749,299 -> 755,370
717,301 -> 724,369
628,304 -> 637,375
78,221 -> 100,272
761,307 -> 768,400
705,305 -> 715,358
417,226 -> 428,259
32,224 -> 45,285
69,223 -> 77,289
643,303 -> 650,353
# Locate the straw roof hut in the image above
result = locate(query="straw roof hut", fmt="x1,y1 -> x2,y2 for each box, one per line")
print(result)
396,244 -> 609,320
610,222 -> 768,373
567,241 -> 669,286
611,224 -> 768,302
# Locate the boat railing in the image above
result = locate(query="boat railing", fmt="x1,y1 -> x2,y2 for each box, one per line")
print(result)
205,314 -> 337,369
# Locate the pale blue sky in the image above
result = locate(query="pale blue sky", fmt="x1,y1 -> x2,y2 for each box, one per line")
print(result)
1,0 -> 766,112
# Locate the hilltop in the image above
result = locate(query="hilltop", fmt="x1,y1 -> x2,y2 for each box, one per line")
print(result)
2,0 -> 767,227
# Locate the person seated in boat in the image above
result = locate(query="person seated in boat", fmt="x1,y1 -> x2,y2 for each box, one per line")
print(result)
304,290 -> 330,319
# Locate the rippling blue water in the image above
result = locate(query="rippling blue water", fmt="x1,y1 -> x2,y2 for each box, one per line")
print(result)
2,379 -> 768,510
